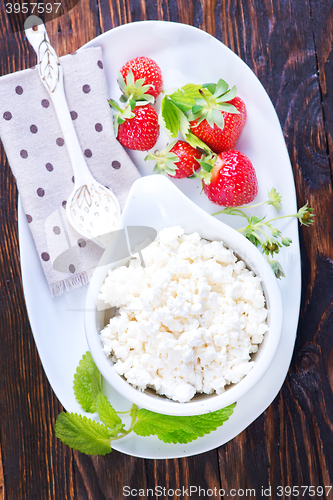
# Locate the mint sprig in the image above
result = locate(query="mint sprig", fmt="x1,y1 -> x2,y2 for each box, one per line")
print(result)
55,352 -> 236,455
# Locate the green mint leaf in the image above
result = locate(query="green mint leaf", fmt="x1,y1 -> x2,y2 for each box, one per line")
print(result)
54,412 -> 113,455
73,352 -> 99,413
160,98 -> 181,138
95,393 -> 125,436
133,404 -> 236,444
91,365 -> 102,404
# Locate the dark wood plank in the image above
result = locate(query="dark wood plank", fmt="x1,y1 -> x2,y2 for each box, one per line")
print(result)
0,2 -> 97,500
146,452 -> 221,499
73,452 -> 147,499
310,0 -> 333,172
215,0 -> 333,496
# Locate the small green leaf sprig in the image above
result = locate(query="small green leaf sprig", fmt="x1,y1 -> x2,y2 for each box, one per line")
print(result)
54,352 -> 236,455
212,188 -> 315,278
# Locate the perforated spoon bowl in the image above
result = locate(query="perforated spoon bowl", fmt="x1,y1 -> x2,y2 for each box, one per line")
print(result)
25,16 -> 121,248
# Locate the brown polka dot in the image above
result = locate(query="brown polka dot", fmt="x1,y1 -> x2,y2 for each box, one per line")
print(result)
95,123 -> 103,132
112,160 -> 121,169
56,137 -> 64,146
78,238 -> 86,248
84,149 -> 92,158
82,84 -> 91,94
26,214 -> 32,223
46,162 -> 53,172
62,200 -> 67,208
20,150 -> 28,159
30,124 -> 38,133
15,86 -> 23,95
41,252 -> 50,261
97,60 -> 103,69
3,111 -> 12,120
69,264 -> 75,273
37,188 -> 45,197
41,99 -> 50,108
72,176 -> 75,183
53,226 -> 61,235
70,111 -> 78,120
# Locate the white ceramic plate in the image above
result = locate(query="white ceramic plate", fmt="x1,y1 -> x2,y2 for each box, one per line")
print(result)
19,21 -> 301,459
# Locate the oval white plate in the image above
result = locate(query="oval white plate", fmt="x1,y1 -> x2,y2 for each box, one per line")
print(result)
19,21 -> 301,459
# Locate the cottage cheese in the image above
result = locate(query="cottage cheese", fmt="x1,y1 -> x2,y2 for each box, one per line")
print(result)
99,226 -> 268,403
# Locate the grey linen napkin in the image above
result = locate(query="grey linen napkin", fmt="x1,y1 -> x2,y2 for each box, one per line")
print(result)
0,47 -> 140,296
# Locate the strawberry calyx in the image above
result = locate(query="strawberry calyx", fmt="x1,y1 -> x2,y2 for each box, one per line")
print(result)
188,79 -> 240,130
118,70 -> 155,105
144,142 -> 180,176
108,98 -> 136,137
193,154 -> 218,185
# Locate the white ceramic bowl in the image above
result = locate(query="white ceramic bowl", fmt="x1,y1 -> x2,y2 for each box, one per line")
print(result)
85,175 -> 283,416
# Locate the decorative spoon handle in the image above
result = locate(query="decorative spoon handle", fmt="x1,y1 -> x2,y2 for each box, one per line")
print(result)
25,17 -> 95,187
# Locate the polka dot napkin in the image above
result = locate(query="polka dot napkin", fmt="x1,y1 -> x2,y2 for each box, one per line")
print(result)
0,47 -> 140,296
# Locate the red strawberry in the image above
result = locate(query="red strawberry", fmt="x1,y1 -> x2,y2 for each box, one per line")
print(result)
116,104 -> 159,151
119,57 -> 163,101
145,140 -> 202,178
200,150 -> 258,206
190,96 -> 246,153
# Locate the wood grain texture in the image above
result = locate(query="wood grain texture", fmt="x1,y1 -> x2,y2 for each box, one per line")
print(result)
0,0 -> 333,499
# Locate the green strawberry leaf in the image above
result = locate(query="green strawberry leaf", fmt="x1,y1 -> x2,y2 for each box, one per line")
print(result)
73,352 -> 98,413
55,412 -> 113,455
95,393 -> 125,436
178,107 -> 190,138
160,98 -> 181,137
185,131 -> 213,154
169,83 -> 203,111
133,404 -> 236,444
160,98 -> 180,137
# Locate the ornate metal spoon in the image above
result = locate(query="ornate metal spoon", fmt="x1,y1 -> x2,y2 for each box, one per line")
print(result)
24,16 -> 121,248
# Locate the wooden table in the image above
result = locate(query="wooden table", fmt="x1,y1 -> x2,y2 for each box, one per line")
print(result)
1,1 -> 333,498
